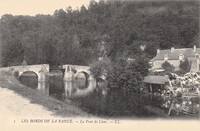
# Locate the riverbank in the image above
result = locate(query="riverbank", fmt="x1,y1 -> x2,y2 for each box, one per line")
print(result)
0,72 -> 89,118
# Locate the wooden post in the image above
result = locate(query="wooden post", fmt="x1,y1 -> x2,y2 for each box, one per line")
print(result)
180,80 -> 183,93
150,84 -> 153,94
176,100 -> 183,115
197,87 -> 200,96
168,79 -> 176,95
168,99 -> 175,116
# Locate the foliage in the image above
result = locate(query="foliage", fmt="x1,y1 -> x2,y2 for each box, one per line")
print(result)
90,53 -> 150,93
161,61 -> 174,72
179,59 -> 191,73
0,1 -> 199,66
89,57 -> 112,79
107,54 -> 150,92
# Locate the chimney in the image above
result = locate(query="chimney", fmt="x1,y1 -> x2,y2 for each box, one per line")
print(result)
193,45 -> 196,52
157,49 -> 160,54
140,45 -> 146,51
171,47 -> 175,52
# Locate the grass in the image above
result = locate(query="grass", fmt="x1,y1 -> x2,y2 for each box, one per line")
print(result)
0,71 -> 90,118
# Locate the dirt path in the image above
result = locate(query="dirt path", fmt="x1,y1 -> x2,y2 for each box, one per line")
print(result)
0,87 -> 60,118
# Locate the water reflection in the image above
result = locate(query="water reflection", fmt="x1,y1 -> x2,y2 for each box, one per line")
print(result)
64,81 -> 74,97
37,82 -> 49,95
140,94 -> 200,117
19,72 -> 38,89
64,80 -> 96,98
19,73 -> 200,118
48,75 -> 65,100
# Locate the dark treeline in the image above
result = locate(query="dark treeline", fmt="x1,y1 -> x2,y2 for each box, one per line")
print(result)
0,0 -> 199,67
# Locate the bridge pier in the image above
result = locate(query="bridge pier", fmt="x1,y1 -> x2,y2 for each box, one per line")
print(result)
63,70 -> 75,81
38,72 -> 47,81
88,76 -> 95,81
62,64 -> 95,81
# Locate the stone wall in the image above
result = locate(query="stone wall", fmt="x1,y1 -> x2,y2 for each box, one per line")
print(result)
62,64 -> 89,71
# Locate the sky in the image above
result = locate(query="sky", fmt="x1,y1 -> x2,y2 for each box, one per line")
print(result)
0,0 -> 93,17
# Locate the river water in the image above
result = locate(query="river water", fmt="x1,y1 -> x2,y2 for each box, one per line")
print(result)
19,71 -> 200,119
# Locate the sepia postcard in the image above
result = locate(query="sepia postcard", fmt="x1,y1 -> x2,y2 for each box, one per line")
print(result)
0,0 -> 200,131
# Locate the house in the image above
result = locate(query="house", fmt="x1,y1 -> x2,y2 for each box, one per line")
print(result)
150,45 -> 200,72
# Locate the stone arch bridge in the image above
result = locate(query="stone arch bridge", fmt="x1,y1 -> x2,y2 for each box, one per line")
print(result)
0,64 -> 94,81
0,64 -> 49,81
62,64 -> 94,81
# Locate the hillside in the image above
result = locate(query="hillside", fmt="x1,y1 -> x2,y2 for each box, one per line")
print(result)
0,0 -> 199,66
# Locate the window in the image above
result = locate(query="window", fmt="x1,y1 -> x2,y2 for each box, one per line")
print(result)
164,55 -> 169,61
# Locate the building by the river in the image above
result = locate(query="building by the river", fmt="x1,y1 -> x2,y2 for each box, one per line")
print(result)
150,45 -> 200,72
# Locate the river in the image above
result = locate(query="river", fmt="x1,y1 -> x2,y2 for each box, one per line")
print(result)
18,71 -> 200,119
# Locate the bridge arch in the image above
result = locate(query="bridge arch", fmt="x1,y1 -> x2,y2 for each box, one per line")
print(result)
0,64 -> 49,81
18,70 -> 44,81
76,71 -> 90,80
19,71 -> 38,78
74,79 -> 89,89
19,71 -> 38,88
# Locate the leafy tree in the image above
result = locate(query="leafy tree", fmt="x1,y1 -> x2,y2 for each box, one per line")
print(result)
106,57 -> 149,92
89,57 -> 112,79
179,59 -> 191,73
162,61 -> 174,72
0,1 -> 199,67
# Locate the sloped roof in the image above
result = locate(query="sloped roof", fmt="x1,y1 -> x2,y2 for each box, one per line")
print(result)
151,48 -> 200,61
144,75 -> 169,84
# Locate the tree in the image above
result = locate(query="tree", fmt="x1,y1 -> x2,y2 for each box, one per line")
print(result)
179,59 -> 191,73
162,61 -> 174,72
106,57 -> 149,92
0,1 -> 199,67
1,38 -> 24,66
89,57 -> 112,79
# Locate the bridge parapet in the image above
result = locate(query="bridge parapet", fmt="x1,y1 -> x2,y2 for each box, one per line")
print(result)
62,65 -> 90,74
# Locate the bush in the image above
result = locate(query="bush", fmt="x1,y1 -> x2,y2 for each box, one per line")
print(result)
107,55 -> 149,92
90,54 -> 150,93
89,57 -> 112,79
